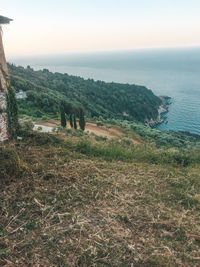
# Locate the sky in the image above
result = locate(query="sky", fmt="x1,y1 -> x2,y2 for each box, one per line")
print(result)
1,0 -> 200,55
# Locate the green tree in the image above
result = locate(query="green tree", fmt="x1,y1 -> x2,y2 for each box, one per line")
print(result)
6,86 -> 19,138
74,115 -> 77,129
64,102 -> 73,115
60,105 -> 66,128
79,109 -> 86,131
70,114 -> 73,128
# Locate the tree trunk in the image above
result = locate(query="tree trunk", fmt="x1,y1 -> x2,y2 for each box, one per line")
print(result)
0,26 -> 9,141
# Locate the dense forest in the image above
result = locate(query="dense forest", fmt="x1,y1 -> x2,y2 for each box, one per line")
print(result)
8,64 -> 161,122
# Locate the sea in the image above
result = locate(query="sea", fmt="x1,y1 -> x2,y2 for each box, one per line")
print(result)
8,47 -> 200,135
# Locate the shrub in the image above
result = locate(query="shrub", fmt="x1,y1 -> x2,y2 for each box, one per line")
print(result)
96,121 -> 104,127
0,147 -> 23,181
34,110 -> 43,118
121,137 -> 132,146
95,135 -> 107,142
37,126 -> 42,131
18,120 -> 34,136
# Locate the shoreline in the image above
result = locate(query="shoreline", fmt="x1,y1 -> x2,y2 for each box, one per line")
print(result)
146,96 -> 171,127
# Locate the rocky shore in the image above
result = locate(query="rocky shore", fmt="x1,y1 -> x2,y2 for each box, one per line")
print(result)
146,96 -> 171,127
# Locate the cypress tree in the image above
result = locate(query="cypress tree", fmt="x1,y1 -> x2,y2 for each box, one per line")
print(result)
64,102 -> 72,115
60,105 -> 66,128
73,115 -> 77,129
70,114 -> 73,128
79,109 -> 86,131
6,86 -> 19,138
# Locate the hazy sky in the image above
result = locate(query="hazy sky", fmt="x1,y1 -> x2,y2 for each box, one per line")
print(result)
1,0 -> 200,55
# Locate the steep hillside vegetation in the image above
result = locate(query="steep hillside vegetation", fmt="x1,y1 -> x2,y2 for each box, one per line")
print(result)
8,64 -> 161,122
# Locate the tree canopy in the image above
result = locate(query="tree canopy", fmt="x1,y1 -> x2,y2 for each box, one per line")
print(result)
9,64 -> 162,123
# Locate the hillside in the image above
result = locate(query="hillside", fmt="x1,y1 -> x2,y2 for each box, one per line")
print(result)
1,126 -> 200,266
8,64 -> 162,123
2,63 -> 199,266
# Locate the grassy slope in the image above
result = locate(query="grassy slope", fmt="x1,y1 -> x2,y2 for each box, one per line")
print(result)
1,130 -> 200,266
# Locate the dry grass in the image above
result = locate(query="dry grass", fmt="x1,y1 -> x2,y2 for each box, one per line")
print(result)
0,133 -> 200,266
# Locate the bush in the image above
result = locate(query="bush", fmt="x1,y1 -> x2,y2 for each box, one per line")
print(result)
18,120 -> 34,136
96,121 -> 104,127
95,135 -> 107,142
0,147 -> 23,181
121,137 -> 132,146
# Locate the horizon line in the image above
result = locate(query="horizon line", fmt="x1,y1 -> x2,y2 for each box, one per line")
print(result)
6,44 -> 200,58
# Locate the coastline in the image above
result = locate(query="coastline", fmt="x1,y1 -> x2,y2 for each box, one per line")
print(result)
146,96 -> 171,127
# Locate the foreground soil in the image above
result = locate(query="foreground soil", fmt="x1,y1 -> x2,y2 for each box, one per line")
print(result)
0,133 -> 200,266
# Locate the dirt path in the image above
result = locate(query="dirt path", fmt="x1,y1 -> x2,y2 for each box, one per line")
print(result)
35,120 -> 140,144
85,122 -> 123,139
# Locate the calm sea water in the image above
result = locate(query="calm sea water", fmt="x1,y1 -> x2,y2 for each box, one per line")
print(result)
8,48 -> 200,134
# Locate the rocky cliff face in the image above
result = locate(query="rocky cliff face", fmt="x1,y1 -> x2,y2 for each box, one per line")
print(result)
0,26 -> 8,141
